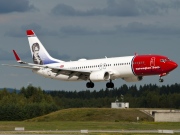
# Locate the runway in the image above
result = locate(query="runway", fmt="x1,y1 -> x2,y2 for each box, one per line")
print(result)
1,129 -> 180,134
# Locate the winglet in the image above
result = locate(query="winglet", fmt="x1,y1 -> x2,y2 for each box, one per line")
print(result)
26,30 -> 35,37
12,50 -> 26,64
13,50 -> 20,61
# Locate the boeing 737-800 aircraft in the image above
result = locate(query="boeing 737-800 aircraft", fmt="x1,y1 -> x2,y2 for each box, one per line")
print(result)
2,30 -> 178,88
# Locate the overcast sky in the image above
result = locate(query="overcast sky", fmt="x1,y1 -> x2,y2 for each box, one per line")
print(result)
1,0 -> 180,91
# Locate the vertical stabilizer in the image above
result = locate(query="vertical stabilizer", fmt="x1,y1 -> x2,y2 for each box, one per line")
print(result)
26,30 -> 64,65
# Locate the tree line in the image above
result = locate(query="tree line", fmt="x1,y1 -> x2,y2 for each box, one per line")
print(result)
0,86 -> 58,120
48,83 -> 180,109
0,83 -> 180,120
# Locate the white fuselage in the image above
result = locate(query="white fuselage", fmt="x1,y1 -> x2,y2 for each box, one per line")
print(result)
33,56 -> 135,81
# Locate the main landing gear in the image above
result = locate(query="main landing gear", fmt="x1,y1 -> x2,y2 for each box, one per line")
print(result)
106,80 -> 114,88
86,80 -> 114,88
86,81 -> 94,88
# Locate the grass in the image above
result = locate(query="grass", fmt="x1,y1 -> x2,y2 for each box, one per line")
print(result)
0,121 -> 180,134
26,108 -> 153,122
0,108 -> 179,134
0,121 -> 180,131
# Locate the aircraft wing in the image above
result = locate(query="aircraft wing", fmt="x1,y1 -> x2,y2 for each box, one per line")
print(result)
2,50 -> 45,69
2,63 -> 90,72
2,63 -> 91,80
2,64 -> 40,69
47,65 -> 91,80
2,50 -> 112,80
48,66 -> 114,81
2,50 -> 91,80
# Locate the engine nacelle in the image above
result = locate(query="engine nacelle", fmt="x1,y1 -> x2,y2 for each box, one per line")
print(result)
123,76 -> 143,82
90,71 -> 110,82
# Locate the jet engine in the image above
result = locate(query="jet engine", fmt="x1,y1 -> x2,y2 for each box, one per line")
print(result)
90,71 -> 110,82
123,76 -> 143,82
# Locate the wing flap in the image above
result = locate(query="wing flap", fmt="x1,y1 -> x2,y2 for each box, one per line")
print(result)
50,67 -> 90,80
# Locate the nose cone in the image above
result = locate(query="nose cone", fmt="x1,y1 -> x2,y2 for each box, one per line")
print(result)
169,61 -> 178,71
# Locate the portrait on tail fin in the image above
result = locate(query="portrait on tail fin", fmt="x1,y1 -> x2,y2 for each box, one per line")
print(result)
32,43 -> 43,65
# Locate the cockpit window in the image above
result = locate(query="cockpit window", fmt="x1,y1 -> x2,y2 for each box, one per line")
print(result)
166,58 -> 170,61
160,59 -> 165,62
160,58 -> 170,62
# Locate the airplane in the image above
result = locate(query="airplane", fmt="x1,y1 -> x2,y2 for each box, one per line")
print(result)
2,30 -> 178,88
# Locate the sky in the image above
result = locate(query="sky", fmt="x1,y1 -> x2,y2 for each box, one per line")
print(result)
1,0 -> 180,91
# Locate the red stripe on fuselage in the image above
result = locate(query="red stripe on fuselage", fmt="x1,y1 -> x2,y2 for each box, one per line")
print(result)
132,55 -> 173,76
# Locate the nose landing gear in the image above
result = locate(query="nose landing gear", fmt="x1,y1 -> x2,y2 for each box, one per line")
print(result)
159,73 -> 167,83
159,77 -> 164,82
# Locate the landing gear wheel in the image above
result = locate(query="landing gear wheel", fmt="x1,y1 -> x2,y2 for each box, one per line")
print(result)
159,78 -> 164,82
106,82 -> 114,88
86,82 -> 94,88
90,82 -> 94,88
106,82 -> 110,88
86,82 -> 90,88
